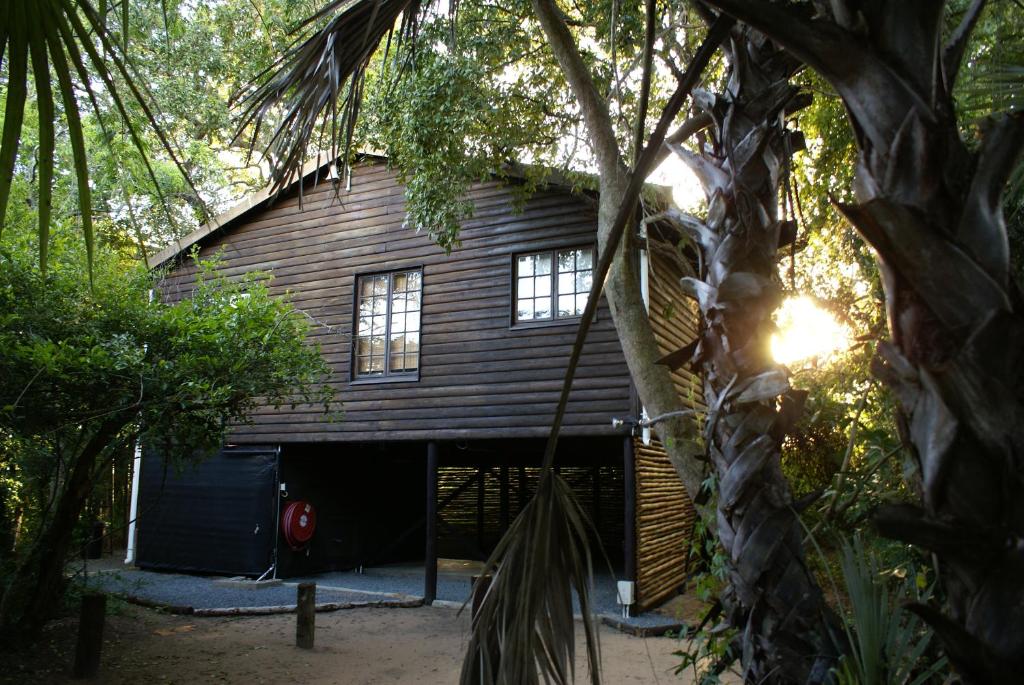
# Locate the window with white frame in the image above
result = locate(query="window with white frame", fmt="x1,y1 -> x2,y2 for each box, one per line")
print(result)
514,246 -> 594,323
354,270 -> 421,378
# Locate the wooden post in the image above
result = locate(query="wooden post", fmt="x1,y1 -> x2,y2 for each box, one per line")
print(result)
623,436 -> 637,582
73,593 -> 106,679
296,582 -> 315,649
517,466 -> 527,512
499,465 -> 510,532
476,464 -> 486,552
424,441 -> 438,605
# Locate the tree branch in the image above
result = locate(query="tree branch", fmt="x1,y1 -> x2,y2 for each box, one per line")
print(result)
530,0 -> 623,178
541,14 -> 734,468
631,0 -> 657,167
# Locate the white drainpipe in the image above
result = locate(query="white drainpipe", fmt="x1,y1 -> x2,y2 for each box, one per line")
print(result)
125,288 -> 154,565
124,438 -> 142,565
639,227 -> 652,446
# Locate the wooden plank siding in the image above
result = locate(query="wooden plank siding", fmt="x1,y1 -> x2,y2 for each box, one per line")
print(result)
158,160 -> 634,443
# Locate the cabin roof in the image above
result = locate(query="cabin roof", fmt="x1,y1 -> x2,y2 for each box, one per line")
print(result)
148,154 -> 673,269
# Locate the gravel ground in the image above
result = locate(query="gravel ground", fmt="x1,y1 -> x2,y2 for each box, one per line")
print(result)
77,561 -> 683,630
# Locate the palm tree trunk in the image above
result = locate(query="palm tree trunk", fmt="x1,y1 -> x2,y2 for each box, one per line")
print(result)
669,27 -> 843,683
701,1 -> 1024,680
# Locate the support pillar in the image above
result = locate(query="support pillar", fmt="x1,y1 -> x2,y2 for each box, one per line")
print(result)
476,465 -> 486,551
623,436 -> 636,582
425,441 -> 438,604
499,465 -> 510,532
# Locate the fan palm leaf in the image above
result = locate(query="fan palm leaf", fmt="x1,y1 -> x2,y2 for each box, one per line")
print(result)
0,0 -> 203,276
233,0 -> 424,198
460,470 -> 601,685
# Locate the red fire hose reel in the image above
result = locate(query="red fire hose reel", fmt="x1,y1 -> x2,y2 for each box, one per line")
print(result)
281,500 -> 317,551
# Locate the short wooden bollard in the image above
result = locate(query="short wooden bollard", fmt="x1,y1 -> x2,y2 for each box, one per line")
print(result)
73,593 -> 106,679
296,582 -> 316,649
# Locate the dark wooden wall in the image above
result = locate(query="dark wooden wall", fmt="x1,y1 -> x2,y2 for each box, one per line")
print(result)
159,161 -> 634,443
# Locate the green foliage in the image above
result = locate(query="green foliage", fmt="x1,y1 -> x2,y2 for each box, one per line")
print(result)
0,224 -> 332,629
833,535 -> 947,685
0,236 -> 333,465
672,622 -> 737,685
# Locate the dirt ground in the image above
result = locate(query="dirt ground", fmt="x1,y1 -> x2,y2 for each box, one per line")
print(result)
2,602 -> 724,684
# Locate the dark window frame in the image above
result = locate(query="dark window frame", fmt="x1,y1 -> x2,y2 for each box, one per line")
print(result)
350,266 -> 423,384
510,244 -> 596,329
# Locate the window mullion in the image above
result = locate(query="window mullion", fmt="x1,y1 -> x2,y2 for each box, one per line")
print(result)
384,274 -> 394,376
550,249 -> 558,320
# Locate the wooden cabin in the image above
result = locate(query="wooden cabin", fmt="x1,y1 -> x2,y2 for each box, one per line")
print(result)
135,156 -> 699,612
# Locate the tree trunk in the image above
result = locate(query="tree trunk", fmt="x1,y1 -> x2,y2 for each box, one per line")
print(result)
666,27 -> 843,683
0,420 -> 123,638
528,0 -> 705,500
702,1 -> 1024,680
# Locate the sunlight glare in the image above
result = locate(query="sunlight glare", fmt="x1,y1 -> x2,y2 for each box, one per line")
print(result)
651,154 -> 705,210
771,296 -> 850,366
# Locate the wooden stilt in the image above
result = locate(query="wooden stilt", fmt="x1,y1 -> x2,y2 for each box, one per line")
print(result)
623,436 -> 637,582
424,441 -> 438,605
499,465 -> 510,532
476,464 -> 486,552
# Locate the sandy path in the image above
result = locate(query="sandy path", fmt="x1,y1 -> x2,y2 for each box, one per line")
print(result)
9,603 -> 723,684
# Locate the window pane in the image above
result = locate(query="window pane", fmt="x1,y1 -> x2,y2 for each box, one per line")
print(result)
575,270 -> 592,293
391,334 -> 406,355
389,353 -> 405,372
558,272 -> 574,295
358,356 -> 371,374
406,332 -> 420,354
535,276 -> 550,297
393,273 -> 408,292
392,293 -> 407,313
406,271 -> 421,291
372,296 -> 386,315
357,338 -> 371,355
558,295 -> 574,317
372,275 -> 387,295
372,315 -> 386,335
405,289 -> 421,311
357,316 -> 371,336
391,313 -> 406,334
557,250 -> 575,272
518,255 -> 534,277
371,336 -> 385,356
406,311 -> 420,332
370,356 -> 384,373
518,277 -> 534,298
576,294 -> 588,316
536,254 -> 551,275
518,299 -> 534,320
360,278 -> 374,297
578,248 -> 593,270
534,297 -> 551,319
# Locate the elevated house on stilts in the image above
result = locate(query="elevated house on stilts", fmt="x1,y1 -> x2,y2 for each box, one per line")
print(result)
134,156 -> 700,613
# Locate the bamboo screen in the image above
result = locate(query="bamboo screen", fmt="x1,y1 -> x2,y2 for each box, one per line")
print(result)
634,437 -> 697,612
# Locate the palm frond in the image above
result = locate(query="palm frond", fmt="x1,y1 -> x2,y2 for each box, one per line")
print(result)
460,470 -> 601,685
0,0 -> 204,276
233,0 -> 424,197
